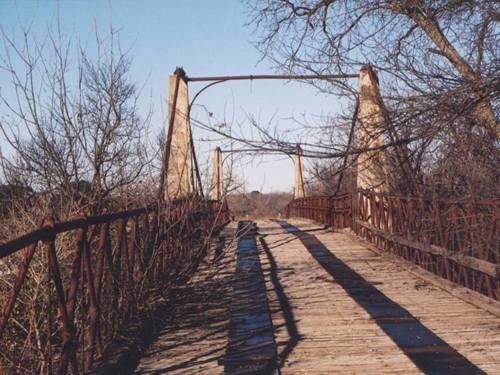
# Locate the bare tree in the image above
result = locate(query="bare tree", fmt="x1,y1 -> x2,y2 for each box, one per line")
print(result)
0,25 -> 152,218
0,26 -> 154,371
241,0 -> 499,198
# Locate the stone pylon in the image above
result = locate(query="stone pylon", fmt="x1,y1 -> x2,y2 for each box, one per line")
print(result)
164,68 -> 194,200
209,147 -> 223,201
356,65 -> 387,192
294,144 -> 305,199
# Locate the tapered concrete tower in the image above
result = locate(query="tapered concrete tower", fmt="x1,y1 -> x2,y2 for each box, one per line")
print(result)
356,65 -> 387,191
209,147 -> 223,201
294,144 -> 305,199
164,68 -> 194,200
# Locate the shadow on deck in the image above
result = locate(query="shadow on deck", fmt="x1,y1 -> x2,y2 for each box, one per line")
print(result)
99,220 -> 499,374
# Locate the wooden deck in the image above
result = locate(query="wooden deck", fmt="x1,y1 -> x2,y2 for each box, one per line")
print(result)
134,223 -> 239,374
133,219 -> 500,374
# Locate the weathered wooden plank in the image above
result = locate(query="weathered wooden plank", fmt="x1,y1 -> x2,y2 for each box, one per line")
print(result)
258,219 -> 500,374
258,220 -> 421,374
134,223 -> 239,374
348,230 -> 500,318
277,220 -> 485,375
133,219 -> 500,374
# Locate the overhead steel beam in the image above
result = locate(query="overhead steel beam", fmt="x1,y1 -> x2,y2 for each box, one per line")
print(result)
186,73 -> 358,82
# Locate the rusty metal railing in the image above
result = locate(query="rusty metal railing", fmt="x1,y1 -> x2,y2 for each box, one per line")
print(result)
0,197 -> 229,373
284,193 -> 352,229
284,190 -> 499,300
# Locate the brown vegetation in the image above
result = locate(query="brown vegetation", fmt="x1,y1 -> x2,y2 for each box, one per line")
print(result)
0,26 -> 158,373
227,191 -> 292,219
215,1 -> 500,200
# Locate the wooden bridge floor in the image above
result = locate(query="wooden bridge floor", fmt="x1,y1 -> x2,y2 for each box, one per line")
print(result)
134,219 -> 500,374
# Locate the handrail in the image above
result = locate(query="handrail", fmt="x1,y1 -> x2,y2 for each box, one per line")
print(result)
284,189 -> 499,301
0,197 -> 230,373
0,207 -> 150,258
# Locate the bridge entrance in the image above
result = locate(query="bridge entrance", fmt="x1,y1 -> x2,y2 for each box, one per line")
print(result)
162,66 -> 388,204
134,66 -> 500,374
0,66 -> 498,374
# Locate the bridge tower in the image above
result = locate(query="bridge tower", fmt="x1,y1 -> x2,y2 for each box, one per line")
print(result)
294,144 -> 305,199
164,67 -> 194,200
209,147 -> 223,201
356,65 -> 387,192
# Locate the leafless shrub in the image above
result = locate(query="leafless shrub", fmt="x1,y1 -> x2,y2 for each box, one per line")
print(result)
0,25 -> 152,218
0,25 -> 155,373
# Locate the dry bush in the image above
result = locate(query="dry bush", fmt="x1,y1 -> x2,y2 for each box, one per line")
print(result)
0,25 -> 157,373
241,1 -> 499,200
227,191 -> 292,219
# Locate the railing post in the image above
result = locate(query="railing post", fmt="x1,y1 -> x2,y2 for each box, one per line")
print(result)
328,195 -> 333,229
209,147 -> 223,201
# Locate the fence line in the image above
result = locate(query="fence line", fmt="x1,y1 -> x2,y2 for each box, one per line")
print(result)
284,190 -> 499,301
0,197 -> 229,373
284,193 -> 352,229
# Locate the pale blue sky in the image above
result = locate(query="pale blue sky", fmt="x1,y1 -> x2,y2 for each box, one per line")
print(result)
0,0 -> 340,192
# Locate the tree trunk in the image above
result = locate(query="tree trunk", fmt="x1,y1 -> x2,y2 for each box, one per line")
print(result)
393,1 -> 498,138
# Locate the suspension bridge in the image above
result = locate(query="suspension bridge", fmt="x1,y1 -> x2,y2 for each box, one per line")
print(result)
0,67 -> 498,374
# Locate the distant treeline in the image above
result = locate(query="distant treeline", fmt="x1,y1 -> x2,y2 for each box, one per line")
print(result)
227,191 -> 292,219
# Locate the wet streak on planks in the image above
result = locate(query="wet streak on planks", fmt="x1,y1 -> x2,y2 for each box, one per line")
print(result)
276,220 -> 485,375
222,221 -> 278,374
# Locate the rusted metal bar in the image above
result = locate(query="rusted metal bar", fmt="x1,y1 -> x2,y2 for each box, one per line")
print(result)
284,193 -> 351,230
82,229 -> 100,369
0,207 -> 150,258
0,224 -> 41,340
187,73 -> 358,82
44,218 -> 78,375
94,223 -> 108,306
